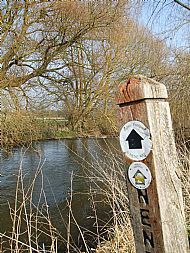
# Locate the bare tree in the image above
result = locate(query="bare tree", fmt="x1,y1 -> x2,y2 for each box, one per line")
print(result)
0,0 -> 125,89
1,0 -> 170,132
139,0 -> 190,135
44,18 -> 170,130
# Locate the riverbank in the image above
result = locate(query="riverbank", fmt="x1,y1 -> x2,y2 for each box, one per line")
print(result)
1,111 -> 189,153
0,111 -> 118,152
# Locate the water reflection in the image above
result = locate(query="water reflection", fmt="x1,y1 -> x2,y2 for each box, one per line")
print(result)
0,138 -> 121,251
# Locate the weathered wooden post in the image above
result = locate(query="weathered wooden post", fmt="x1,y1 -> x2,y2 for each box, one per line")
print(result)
116,75 -> 189,253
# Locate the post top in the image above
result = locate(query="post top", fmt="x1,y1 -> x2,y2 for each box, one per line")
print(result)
116,75 -> 168,105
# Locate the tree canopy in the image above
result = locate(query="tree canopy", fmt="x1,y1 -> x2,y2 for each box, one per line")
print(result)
1,0 -> 189,131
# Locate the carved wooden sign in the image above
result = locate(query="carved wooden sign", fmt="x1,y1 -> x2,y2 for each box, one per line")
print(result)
116,75 -> 189,253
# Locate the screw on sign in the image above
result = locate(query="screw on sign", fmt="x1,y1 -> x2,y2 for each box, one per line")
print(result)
119,120 -> 152,161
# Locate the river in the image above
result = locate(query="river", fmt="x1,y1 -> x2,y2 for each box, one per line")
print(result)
0,138 -> 123,252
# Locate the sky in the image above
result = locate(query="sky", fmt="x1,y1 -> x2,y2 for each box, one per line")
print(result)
138,0 -> 190,50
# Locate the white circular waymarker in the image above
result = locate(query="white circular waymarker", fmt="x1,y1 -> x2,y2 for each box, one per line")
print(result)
119,120 -> 152,161
128,162 -> 152,190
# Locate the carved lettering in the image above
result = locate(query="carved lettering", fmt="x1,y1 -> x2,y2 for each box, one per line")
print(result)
143,230 -> 154,248
136,189 -> 155,252
137,189 -> 149,205
140,209 -> 151,227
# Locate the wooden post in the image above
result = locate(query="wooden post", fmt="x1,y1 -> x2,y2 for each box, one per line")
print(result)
116,75 -> 189,253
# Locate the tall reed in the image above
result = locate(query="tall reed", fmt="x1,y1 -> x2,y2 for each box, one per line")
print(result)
1,139 -> 190,252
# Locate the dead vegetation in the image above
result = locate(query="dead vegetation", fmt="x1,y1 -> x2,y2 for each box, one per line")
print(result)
1,137 -> 190,252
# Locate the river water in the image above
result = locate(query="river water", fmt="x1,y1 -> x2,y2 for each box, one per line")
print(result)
0,138 -> 123,252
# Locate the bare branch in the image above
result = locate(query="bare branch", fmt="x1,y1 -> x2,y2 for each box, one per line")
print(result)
174,0 -> 190,11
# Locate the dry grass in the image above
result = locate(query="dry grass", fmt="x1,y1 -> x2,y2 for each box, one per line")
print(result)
178,143 -> 190,237
0,111 -> 68,152
0,153 -> 60,252
67,139 -> 135,253
1,138 -> 190,252
1,112 -> 42,151
0,140 -> 135,252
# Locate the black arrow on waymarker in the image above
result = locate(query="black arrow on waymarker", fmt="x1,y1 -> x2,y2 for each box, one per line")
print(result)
126,129 -> 144,149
